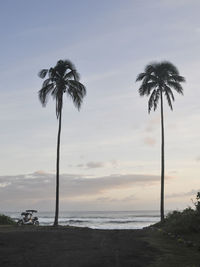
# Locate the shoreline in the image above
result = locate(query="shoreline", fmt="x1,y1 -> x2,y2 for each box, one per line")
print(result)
3,210 -> 160,230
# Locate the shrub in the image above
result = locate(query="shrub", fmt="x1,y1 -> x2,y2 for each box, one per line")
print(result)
194,192 -> 200,214
163,208 -> 200,234
0,214 -> 16,225
159,192 -> 200,234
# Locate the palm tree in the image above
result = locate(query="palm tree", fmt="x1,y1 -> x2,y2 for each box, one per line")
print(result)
38,59 -> 86,226
136,61 -> 185,222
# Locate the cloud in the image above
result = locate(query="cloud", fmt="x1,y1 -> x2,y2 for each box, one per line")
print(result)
35,170 -> 47,175
75,161 -> 105,169
76,160 -> 119,169
0,171 -> 166,210
96,194 -> 136,203
143,137 -> 156,146
86,162 -> 105,169
121,195 -> 137,202
76,164 -> 84,168
166,189 -> 199,199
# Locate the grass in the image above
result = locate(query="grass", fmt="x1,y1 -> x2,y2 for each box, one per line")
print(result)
145,229 -> 200,267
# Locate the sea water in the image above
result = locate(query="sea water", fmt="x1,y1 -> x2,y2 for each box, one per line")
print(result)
4,210 -> 160,229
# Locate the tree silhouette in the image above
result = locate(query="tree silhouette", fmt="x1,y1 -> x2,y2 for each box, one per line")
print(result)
136,61 -> 185,222
38,60 -> 86,226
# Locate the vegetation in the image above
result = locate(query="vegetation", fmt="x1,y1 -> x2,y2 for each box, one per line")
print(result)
146,229 -> 200,267
38,59 -> 86,226
136,61 -> 185,222
0,214 -> 16,225
160,208 -> 200,234
157,192 -> 200,235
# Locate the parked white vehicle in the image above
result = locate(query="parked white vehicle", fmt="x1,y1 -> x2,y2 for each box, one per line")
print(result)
17,210 -> 39,226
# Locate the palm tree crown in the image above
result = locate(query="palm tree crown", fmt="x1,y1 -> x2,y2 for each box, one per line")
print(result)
136,61 -> 185,112
38,59 -> 86,117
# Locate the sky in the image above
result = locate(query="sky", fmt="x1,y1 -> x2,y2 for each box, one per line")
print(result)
0,0 -> 200,211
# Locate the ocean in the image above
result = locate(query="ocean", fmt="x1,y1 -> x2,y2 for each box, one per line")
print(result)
4,210 -> 160,229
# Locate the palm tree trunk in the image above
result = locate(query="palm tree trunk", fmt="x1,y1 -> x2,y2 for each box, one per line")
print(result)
54,109 -> 62,226
160,90 -> 165,222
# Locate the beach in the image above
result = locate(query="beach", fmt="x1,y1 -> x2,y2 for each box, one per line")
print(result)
1,226 -> 200,267
5,210 -> 160,229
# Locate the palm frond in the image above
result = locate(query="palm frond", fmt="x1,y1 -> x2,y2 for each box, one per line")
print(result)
160,61 -> 179,75
138,73 -> 158,84
142,75 -> 154,85
164,90 -> 173,110
63,60 -> 80,81
170,74 -> 185,83
136,72 -> 146,82
67,88 -> 82,110
48,68 -> 57,79
68,80 -> 86,97
64,70 -> 74,80
145,63 -> 156,74
51,87 -> 58,98
148,90 -> 157,113
38,69 -> 48,79
139,81 -> 157,96
67,81 -> 86,110
164,85 -> 175,101
72,70 -> 80,81
153,89 -> 160,111
167,81 -> 184,94
38,83 -> 54,106
62,59 -> 76,70
64,70 -> 80,81
139,85 -> 148,96
42,78 -> 54,88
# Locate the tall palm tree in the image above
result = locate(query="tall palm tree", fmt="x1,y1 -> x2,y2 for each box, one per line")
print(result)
136,61 -> 185,222
38,59 -> 86,226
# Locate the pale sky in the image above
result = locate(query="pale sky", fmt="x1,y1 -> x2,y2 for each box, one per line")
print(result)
0,0 -> 200,211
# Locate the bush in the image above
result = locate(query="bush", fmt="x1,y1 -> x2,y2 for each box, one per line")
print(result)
159,192 -> 200,234
0,214 -> 16,225
194,192 -> 200,214
163,208 -> 200,234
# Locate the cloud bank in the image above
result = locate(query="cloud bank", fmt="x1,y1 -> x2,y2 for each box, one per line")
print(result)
0,171 -> 164,210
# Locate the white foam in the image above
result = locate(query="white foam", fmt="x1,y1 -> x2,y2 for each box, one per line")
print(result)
5,211 -> 160,229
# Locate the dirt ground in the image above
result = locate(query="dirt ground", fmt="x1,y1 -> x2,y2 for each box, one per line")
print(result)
0,226 -> 199,267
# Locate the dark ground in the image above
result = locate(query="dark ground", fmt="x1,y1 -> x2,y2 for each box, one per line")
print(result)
0,226 -> 200,267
